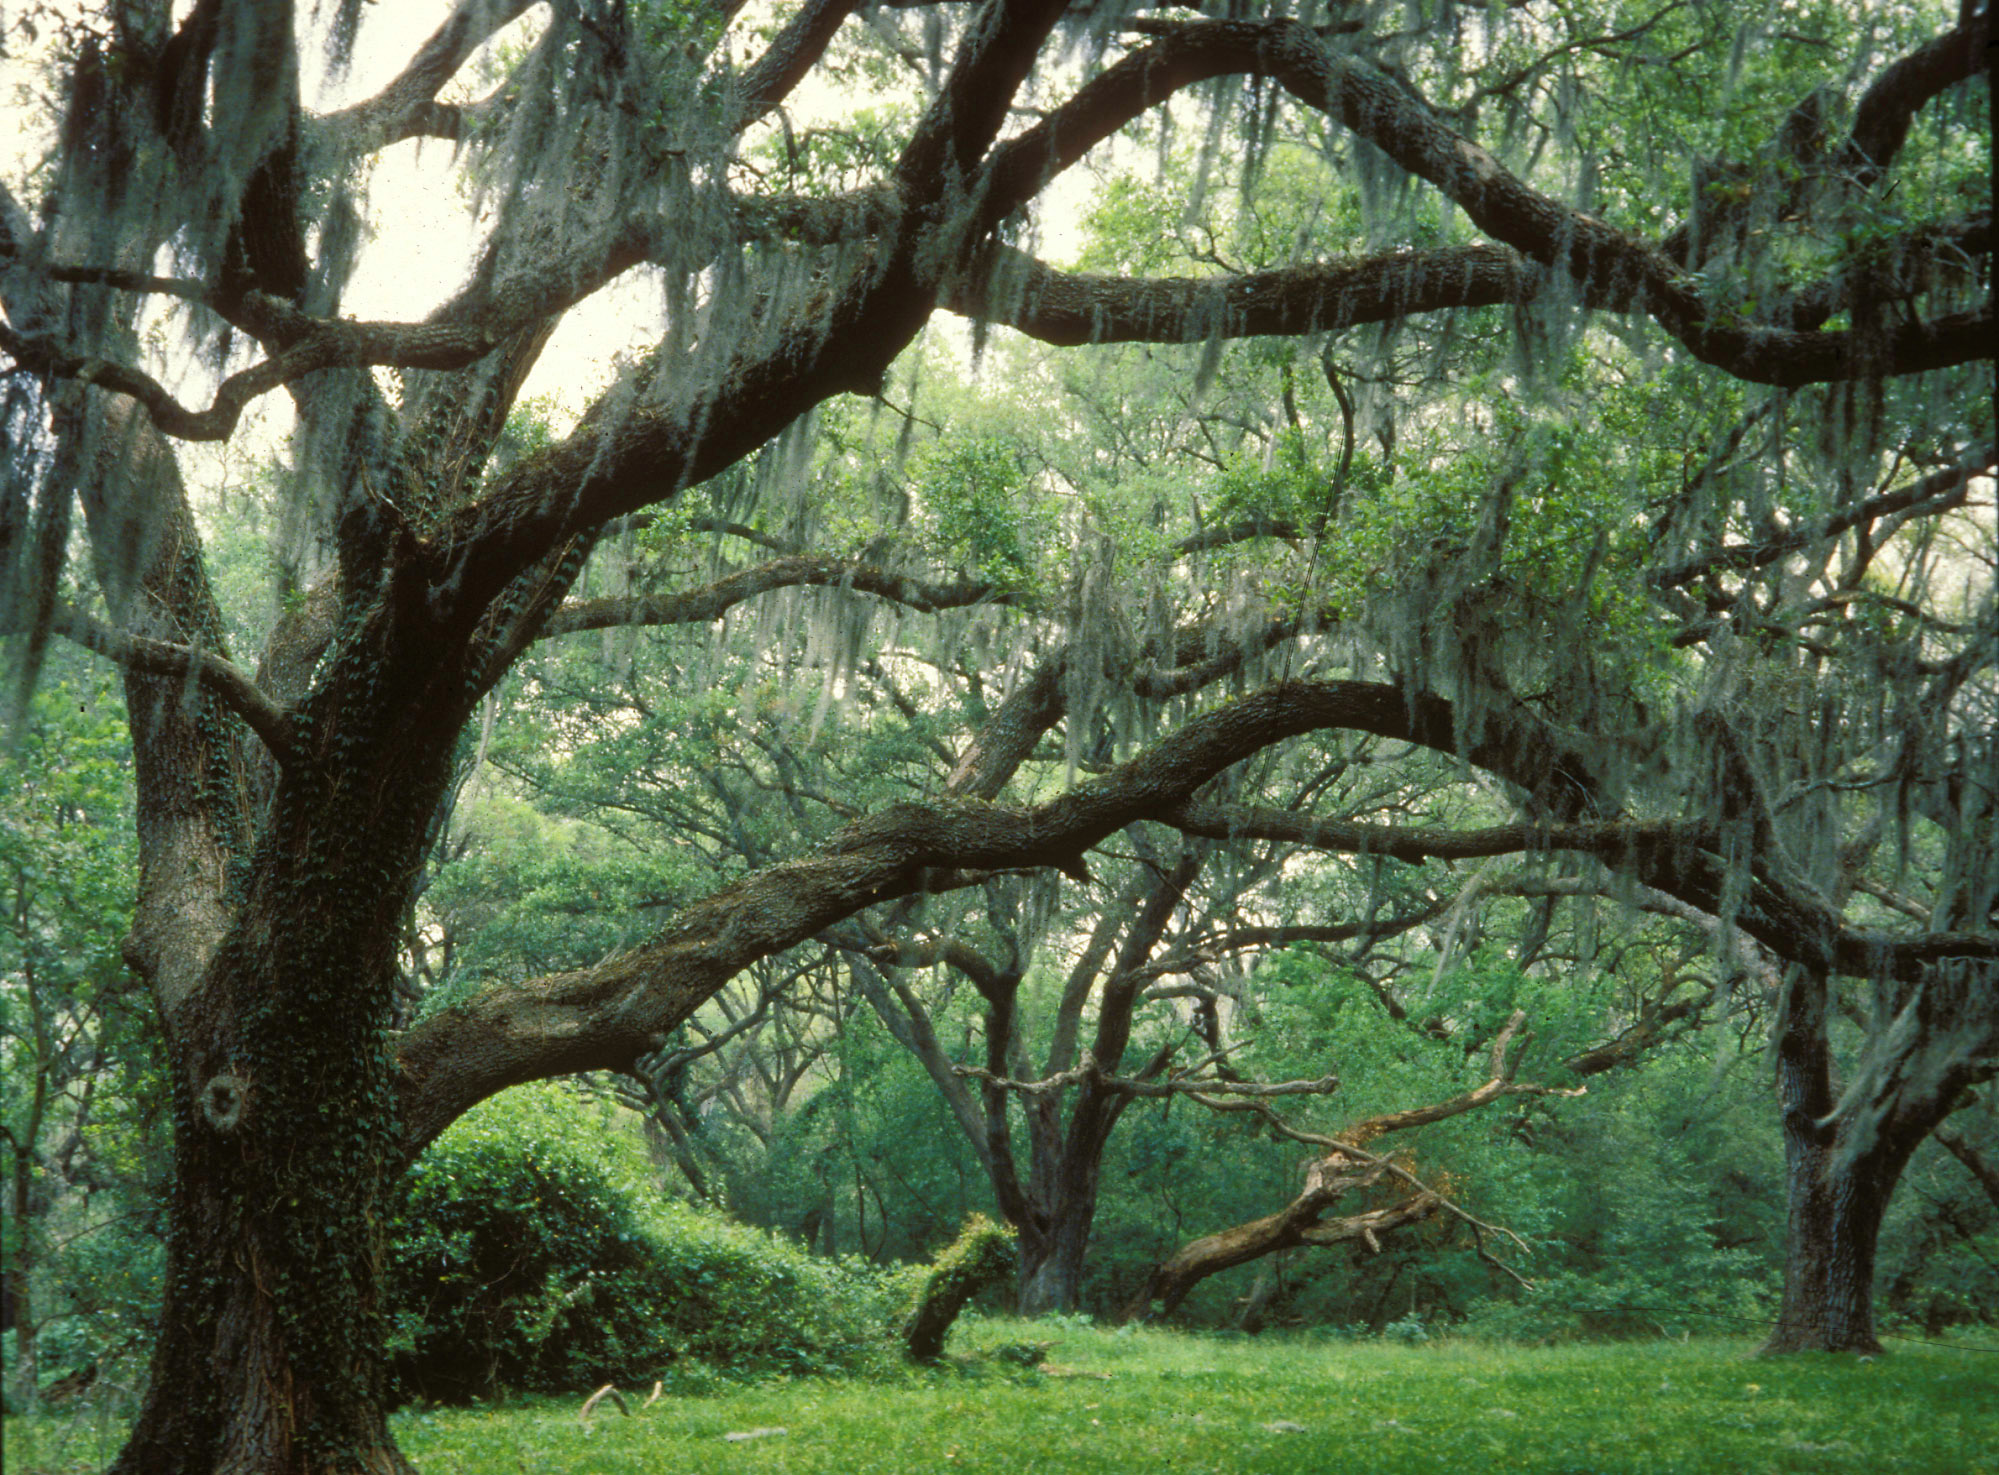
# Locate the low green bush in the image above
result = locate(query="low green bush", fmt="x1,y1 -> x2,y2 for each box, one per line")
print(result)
385,1084 -> 913,1400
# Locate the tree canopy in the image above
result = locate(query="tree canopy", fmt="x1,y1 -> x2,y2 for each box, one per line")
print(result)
0,0 -> 1992,1469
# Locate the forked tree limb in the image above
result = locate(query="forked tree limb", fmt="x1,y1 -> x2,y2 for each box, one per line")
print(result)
955,1052 -> 1341,1103
1123,1012 -> 1560,1319
25,603 -> 298,762
391,675 -> 1997,1155
10,12 -> 1987,446
315,0 -> 541,153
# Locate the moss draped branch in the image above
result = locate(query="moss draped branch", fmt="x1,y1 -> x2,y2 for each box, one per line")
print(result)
11,602 -> 297,763
392,675 -> 1995,1155
540,555 -> 1027,636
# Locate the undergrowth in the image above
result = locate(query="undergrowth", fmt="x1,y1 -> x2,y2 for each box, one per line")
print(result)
10,1322 -> 1995,1474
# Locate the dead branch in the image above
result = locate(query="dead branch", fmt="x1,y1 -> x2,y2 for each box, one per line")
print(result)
578,1384 -> 629,1424
954,1052 -> 1338,1103
1123,1010 -> 1578,1318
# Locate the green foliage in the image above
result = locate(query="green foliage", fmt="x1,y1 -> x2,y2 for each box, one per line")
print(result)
414,790 -> 680,1014
385,1084 -> 914,1399
912,438 -> 1039,588
904,1216 -> 1017,1362
0,664 -> 167,1402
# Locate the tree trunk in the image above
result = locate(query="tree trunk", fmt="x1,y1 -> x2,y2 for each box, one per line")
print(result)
112,1081 -> 410,1473
7,1139 -> 36,1410
1761,968 -> 1921,1355
112,905 -> 419,1475
1764,1138 -> 1898,1354
1017,1190 -> 1095,1316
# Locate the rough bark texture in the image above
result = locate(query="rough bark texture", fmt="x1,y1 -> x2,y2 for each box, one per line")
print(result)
1759,968 -> 1934,1355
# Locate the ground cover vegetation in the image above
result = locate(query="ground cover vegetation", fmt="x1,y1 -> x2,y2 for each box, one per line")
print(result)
10,1324 -> 1999,1475
0,0 -> 1994,1471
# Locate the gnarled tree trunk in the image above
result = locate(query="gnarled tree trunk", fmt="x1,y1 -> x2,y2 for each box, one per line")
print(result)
1016,1187 -> 1099,1317
112,672 -> 454,1473
1761,968 -> 1906,1354
1760,966 -> 1990,1354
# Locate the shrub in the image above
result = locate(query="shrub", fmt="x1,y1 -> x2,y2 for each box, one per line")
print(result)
385,1084 -> 912,1400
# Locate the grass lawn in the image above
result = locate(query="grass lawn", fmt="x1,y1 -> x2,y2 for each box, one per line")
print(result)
9,1323 -> 1996,1474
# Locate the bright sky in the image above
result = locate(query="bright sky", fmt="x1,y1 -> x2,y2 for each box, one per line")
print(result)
321,1 -> 681,428
0,0 -> 1094,457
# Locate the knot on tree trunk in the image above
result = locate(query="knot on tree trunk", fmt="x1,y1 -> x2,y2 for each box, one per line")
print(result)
200,1073 -> 250,1133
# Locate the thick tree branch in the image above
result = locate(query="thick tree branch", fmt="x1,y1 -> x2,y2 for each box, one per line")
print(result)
1164,797 -> 1999,983
1162,801 -> 1712,867
32,603 -> 297,762
540,555 -> 1026,637
1838,8 -> 1994,183
1257,16 -> 1992,384
853,932 -> 1012,1000
392,674 -> 1992,1152
316,0 -> 542,153
893,0 -> 1069,195
731,0 -> 868,131
952,14 -> 1995,384
946,241 -> 1554,346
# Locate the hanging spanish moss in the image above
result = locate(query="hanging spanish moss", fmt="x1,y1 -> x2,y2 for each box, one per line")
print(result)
0,0 -> 1989,1466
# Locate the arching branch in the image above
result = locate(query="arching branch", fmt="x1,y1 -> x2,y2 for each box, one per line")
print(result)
1838,7 -> 1994,182
391,673 -> 1996,1153
955,14 -> 1994,384
315,0 -> 541,153
539,555 -> 1027,637
32,604 -> 297,763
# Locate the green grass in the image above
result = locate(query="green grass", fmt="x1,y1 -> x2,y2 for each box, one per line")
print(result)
9,1323 -> 1997,1474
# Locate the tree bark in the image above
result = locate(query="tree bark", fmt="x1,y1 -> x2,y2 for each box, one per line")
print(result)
115,801 -> 447,1474
112,1130 -> 411,1474
1016,1189 -> 1097,1317
1760,968 -> 1930,1355
73,402 -> 465,1472
1124,1161 -> 1437,1321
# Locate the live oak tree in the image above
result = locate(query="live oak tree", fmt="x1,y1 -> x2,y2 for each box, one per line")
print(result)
0,0 -> 1993,1470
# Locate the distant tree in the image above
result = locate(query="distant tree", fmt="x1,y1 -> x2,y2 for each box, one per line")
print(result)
0,662 -> 161,1409
0,1 -> 1990,1470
